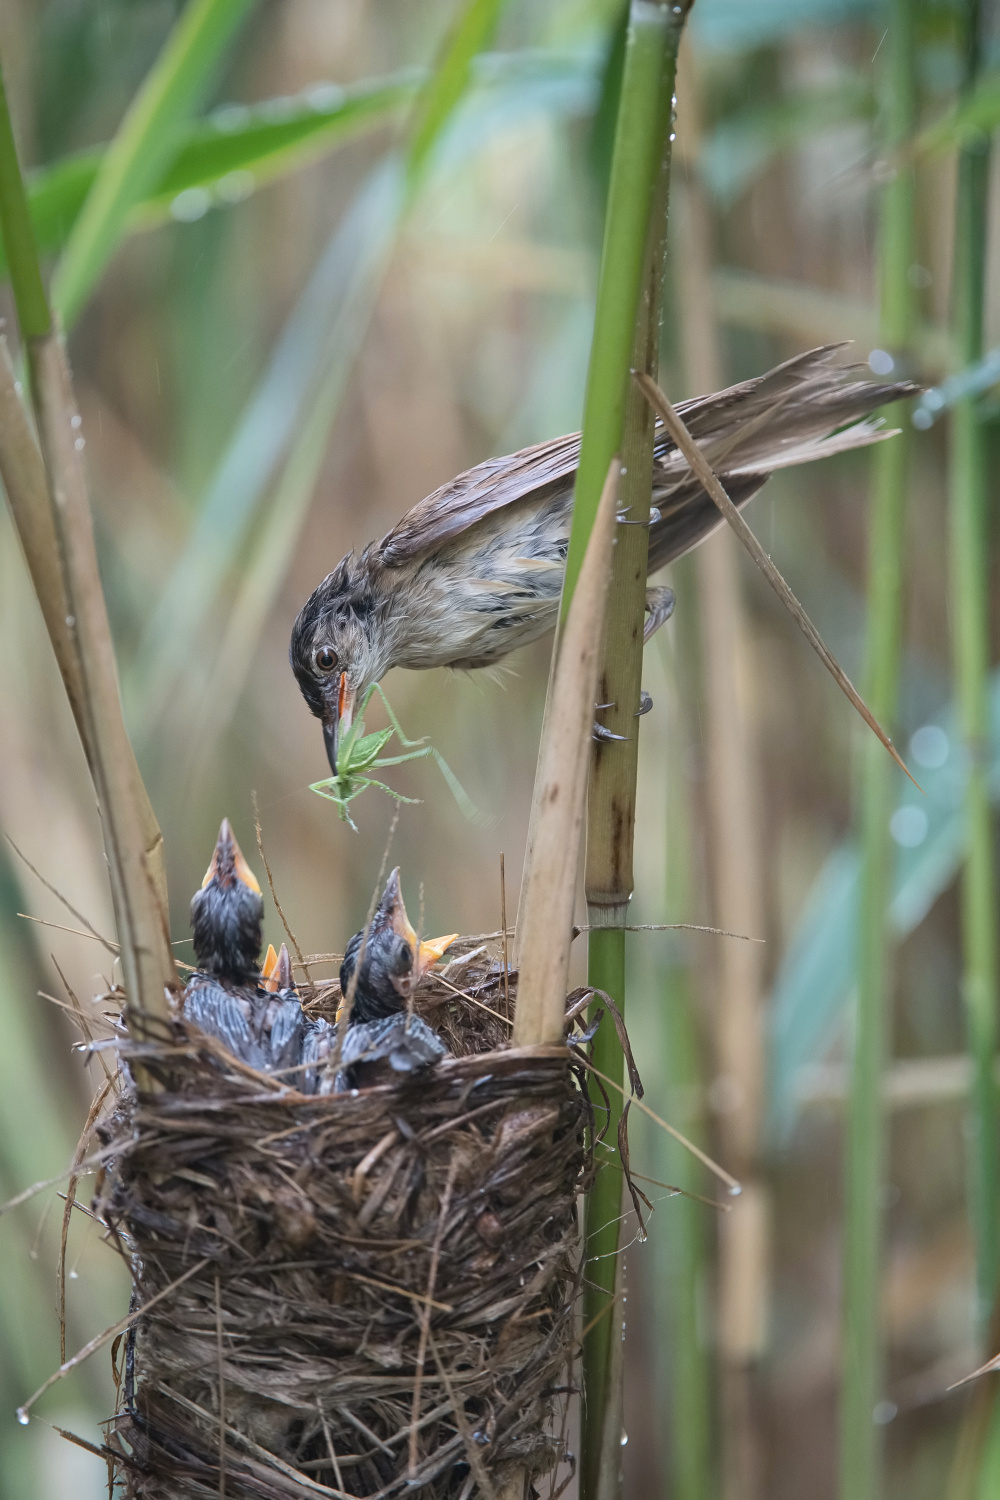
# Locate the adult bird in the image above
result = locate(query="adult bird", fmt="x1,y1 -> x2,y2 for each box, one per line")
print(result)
290,345 -> 917,771
336,867 -> 456,1087
183,818 -> 269,1068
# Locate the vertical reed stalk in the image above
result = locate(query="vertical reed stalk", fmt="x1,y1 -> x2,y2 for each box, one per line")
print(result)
0,68 -> 175,1031
657,568 -> 714,1500
839,5 -> 914,1497
675,50 -> 768,1497
567,7 -> 692,1496
947,2 -> 1000,1488
944,6 -> 1000,1493
949,0 -> 999,1331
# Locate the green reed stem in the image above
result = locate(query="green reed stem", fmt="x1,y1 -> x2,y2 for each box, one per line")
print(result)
561,1 -> 688,618
949,0 -> 999,1333
0,69 -> 51,339
839,4 -> 915,1498
571,5 -> 691,1498
658,570 -> 714,1500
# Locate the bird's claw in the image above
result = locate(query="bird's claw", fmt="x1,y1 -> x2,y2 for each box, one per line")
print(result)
593,691 -> 651,740
592,721 -> 629,743
615,506 -> 662,526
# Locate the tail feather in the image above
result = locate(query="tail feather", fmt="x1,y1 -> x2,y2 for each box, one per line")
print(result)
647,349 -> 917,571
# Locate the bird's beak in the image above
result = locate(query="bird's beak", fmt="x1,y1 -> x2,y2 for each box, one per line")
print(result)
264,942 -> 293,992
323,672 -> 357,775
381,868 -> 457,981
202,818 -> 261,894
415,932 -> 459,980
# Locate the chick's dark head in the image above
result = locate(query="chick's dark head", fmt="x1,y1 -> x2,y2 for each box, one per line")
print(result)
340,868 -> 456,1025
190,819 -> 264,980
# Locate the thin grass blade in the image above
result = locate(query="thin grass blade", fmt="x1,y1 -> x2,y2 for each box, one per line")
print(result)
52,0 -> 258,326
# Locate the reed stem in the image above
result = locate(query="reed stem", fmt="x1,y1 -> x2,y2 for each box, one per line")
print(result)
838,3 -> 915,1496
657,566 -> 714,1500
571,5 -> 691,1497
676,111 -> 767,1488
0,75 -> 50,340
949,0 -> 999,1333
944,12 -> 1000,1489
0,66 -> 175,1031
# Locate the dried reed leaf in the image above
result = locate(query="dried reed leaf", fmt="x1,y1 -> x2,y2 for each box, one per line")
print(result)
633,370 -> 919,789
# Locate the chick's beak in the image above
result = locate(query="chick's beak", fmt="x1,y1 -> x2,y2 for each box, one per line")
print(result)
323,671 -> 357,775
415,933 -> 459,980
381,869 -> 457,981
262,943 -> 279,990
201,818 -> 262,894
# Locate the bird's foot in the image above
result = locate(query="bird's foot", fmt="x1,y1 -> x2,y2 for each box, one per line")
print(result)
615,505 -> 662,525
593,692 -> 652,740
593,721 -> 628,742
643,586 -> 675,642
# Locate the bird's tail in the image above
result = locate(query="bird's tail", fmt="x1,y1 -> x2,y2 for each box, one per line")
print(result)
647,344 -> 917,573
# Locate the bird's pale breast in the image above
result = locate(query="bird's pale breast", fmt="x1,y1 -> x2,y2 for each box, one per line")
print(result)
384,487 -> 574,672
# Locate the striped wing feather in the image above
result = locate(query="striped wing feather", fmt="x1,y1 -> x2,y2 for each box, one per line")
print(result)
378,344 -> 917,571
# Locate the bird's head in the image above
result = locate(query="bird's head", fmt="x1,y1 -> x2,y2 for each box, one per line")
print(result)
190,819 -> 264,981
289,558 -> 389,774
339,868 -> 457,1024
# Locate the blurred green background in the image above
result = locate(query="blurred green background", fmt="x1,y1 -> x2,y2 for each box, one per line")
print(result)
1,0 -> 999,1495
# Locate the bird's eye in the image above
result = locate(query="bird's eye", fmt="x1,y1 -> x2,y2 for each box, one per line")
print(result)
316,647 -> 338,673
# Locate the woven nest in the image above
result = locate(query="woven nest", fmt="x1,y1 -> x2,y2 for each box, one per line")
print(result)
94,939 -> 596,1499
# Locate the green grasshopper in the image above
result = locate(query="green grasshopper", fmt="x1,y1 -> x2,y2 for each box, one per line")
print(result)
310,683 -> 482,831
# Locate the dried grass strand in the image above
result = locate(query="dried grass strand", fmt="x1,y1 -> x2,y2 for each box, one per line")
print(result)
18,1255 -> 211,1420
408,1156 -> 459,1479
252,791 -> 311,986
59,1072 -> 116,1361
6,834 -> 118,954
579,1055 -> 740,1193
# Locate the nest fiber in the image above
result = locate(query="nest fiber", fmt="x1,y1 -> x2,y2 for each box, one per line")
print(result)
97,957 -> 591,1499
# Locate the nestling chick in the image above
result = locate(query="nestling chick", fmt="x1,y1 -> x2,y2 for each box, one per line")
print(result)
340,868 -> 456,1025
259,942 -> 306,1076
290,345 -> 917,771
183,819 -> 267,1068
190,818 -> 263,980
337,868 -> 456,1087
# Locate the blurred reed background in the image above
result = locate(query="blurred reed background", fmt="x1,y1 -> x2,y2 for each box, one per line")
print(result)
1,0 -> 1000,1496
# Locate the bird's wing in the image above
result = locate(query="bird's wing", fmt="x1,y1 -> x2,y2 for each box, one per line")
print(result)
184,980 -> 265,1067
269,998 -> 305,1068
301,1018 -> 336,1095
647,419 -> 903,571
388,1015 -> 448,1071
377,431 -> 582,566
340,1014 -> 447,1073
378,345 -> 916,570
647,346 -> 917,570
